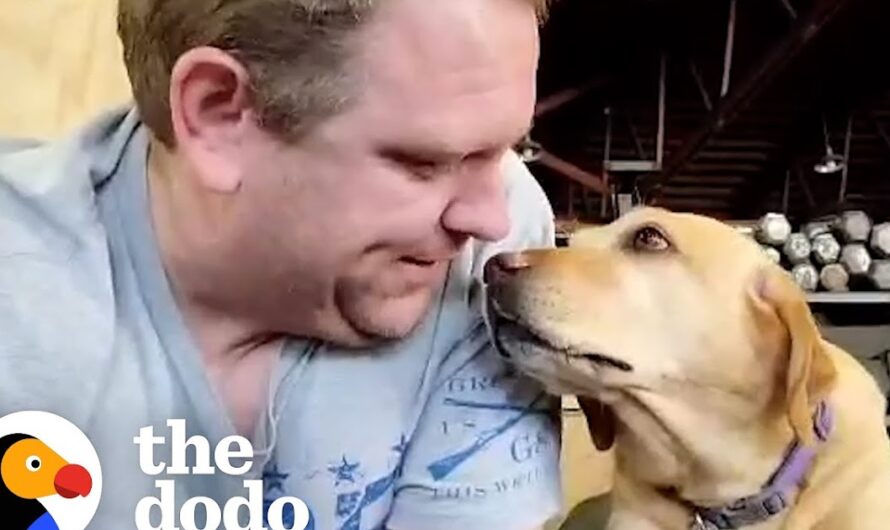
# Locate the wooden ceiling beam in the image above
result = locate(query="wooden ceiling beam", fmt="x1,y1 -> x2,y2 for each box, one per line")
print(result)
534,77 -> 612,118
535,151 -> 608,194
646,0 -> 856,203
870,113 -> 890,156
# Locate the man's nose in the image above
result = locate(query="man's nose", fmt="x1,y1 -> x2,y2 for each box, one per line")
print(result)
441,166 -> 511,243
483,252 -> 532,284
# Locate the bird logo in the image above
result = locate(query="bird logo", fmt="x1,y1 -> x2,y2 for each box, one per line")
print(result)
0,412 -> 102,530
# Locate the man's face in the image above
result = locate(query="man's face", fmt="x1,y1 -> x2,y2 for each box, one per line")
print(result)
232,0 -> 540,345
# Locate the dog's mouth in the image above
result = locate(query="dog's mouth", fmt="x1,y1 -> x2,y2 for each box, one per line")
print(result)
486,298 -> 633,373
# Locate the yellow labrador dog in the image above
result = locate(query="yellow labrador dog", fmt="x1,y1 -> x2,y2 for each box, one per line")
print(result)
483,207 -> 890,530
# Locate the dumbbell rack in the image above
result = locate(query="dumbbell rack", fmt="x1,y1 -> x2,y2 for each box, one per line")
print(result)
745,211 -> 890,295
807,292 -> 890,304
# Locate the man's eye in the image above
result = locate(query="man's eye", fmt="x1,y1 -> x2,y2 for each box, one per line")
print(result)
463,149 -> 499,165
630,225 -> 672,253
384,152 -> 442,178
404,158 -> 439,172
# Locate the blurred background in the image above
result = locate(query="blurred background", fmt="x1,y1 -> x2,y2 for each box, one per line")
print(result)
532,0 -> 890,222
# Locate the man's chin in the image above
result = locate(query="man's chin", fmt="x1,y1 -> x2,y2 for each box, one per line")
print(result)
338,290 -> 435,346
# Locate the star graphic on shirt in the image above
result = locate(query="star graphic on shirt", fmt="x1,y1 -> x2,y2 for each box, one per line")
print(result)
328,456 -> 361,486
262,462 -> 289,494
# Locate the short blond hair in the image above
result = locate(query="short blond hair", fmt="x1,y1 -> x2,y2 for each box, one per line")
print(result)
118,0 -> 550,146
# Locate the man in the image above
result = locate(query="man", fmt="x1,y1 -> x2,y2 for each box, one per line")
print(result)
0,0 -> 562,528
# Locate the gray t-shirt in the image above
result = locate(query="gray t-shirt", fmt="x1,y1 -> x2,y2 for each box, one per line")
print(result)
0,107 -> 562,530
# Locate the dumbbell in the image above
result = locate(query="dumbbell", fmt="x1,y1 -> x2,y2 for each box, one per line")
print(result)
783,233 -> 811,265
811,233 -> 841,265
840,244 -> 872,276
820,263 -> 849,292
802,219 -> 833,240
870,260 -> 890,291
755,213 -> 791,246
834,210 -> 872,243
791,263 -> 819,292
761,245 -> 781,264
871,223 -> 890,258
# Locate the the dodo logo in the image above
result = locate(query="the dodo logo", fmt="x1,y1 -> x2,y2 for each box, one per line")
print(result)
0,411 -> 102,530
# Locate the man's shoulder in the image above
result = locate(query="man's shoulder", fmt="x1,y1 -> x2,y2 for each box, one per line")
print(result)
0,140 -> 90,260
501,148 -> 552,212
0,110 -> 129,416
501,149 -> 555,241
0,107 -> 135,259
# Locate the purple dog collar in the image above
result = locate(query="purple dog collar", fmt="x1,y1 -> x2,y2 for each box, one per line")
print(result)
689,401 -> 834,530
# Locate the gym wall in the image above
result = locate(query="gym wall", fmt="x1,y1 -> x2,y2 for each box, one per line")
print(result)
0,0 -> 132,139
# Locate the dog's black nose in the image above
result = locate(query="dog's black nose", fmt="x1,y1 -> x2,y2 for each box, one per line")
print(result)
484,252 -> 532,284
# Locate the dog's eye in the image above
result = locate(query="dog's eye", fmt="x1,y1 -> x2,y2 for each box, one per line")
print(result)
631,225 -> 671,253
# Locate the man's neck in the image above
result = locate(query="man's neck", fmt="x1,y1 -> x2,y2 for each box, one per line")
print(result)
146,141 -> 289,357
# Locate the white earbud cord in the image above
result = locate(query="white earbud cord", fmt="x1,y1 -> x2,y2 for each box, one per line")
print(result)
251,339 -> 321,476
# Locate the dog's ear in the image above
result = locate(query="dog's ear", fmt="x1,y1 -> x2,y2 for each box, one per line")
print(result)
750,266 -> 837,446
578,397 -> 616,451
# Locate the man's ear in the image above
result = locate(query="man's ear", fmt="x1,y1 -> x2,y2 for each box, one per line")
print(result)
168,47 -> 255,193
749,266 -> 838,446
577,397 -> 615,451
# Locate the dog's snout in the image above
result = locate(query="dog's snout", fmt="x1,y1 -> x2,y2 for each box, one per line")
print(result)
496,252 -> 533,272
484,252 -> 533,283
